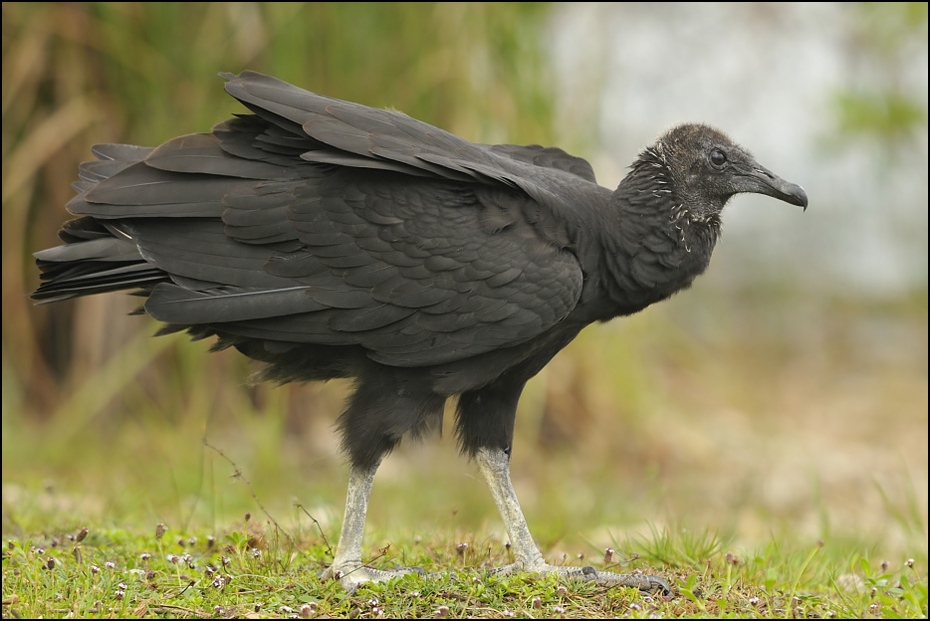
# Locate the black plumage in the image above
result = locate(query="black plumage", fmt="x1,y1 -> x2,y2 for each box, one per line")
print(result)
33,71 -> 808,593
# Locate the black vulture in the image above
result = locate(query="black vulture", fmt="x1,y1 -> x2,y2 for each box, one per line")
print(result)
33,71 -> 808,594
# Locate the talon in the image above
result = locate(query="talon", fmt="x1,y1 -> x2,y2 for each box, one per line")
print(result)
650,575 -> 674,596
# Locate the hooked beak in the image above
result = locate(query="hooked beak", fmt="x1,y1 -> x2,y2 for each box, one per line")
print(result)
739,165 -> 809,211
736,162 -> 807,211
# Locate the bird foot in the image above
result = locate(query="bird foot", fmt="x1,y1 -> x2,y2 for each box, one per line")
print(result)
320,562 -> 425,592
489,561 -> 672,595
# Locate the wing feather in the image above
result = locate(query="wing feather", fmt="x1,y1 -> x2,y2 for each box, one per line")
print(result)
39,71 -> 599,369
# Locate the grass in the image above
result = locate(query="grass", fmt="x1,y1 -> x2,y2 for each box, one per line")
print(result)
3,510 -> 926,618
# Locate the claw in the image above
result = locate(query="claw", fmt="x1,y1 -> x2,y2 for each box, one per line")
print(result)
488,561 -> 672,595
321,563 -> 424,592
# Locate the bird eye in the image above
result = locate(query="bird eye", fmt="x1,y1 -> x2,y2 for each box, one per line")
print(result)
710,149 -> 727,167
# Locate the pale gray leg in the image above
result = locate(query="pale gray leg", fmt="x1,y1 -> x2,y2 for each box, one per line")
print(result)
320,461 -> 423,592
475,447 -> 671,594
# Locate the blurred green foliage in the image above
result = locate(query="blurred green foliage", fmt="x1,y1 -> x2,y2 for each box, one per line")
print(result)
830,3 -> 927,147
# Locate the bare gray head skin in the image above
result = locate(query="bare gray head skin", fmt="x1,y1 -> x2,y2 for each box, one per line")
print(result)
653,123 -> 808,222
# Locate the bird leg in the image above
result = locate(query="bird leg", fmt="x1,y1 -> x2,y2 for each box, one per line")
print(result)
475,447 -> 671,595
320,460 -> 424,592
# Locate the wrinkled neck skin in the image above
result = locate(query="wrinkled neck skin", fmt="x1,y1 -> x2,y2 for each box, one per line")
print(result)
587,151 -> 721,320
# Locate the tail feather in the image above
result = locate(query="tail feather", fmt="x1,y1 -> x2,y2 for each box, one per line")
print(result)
33,230 -> 168,303
32,143 -> 171,304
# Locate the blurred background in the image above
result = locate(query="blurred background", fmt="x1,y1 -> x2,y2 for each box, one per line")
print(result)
3,3 -> 927,564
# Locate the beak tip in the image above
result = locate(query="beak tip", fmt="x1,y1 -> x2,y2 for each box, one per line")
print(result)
785,183 -> 808,210
796,187 -> 809,211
